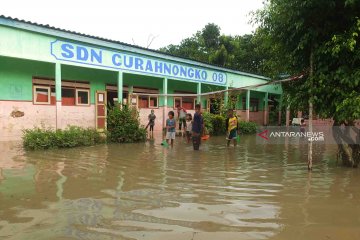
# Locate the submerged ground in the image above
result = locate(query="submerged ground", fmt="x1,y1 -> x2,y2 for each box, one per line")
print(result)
0,135 -> 359,240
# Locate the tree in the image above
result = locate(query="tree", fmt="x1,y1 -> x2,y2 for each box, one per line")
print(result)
160,25 -> 275,75
201,23 -> 221,49
256,0 -> 360,167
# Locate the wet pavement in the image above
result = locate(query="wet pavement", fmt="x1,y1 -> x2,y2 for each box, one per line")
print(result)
0,135 -> 359,240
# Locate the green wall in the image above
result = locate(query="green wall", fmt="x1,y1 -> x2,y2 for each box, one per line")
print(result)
0,57 -> 119,104
62,65 -> 117,104
237,91 -> 266,111
0,57 -> 54,101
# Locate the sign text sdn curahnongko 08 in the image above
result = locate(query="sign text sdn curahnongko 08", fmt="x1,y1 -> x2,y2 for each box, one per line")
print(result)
50,40 -> 227,85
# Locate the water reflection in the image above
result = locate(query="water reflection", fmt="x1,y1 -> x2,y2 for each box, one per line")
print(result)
0,136 -> 359,240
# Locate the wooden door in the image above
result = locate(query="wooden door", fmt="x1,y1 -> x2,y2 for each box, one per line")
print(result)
96,91 -> 107,131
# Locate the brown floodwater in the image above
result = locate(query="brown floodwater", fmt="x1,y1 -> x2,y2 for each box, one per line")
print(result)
0,135 -> 360,240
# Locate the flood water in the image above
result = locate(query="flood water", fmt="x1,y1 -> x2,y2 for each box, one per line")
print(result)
0,135 -> 360,240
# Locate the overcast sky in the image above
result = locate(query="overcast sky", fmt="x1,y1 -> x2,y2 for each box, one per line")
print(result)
1,0 -> 265,49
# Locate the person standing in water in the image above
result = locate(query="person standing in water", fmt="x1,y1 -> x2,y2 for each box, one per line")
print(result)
185,113 -> 193,144
225,109 -> 239,147
166,111 -> 176,147
176,105 -> 187,136
192,104 -> 204,150
147,109 -> 156,138
300,118 -> 306,134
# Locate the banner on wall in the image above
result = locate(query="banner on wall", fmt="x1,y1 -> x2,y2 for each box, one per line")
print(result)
50,40 -> 227,85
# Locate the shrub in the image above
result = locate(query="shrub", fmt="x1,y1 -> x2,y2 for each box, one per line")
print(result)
211,114 -> 226,135
107,105 -> 147,143
238,121 -> 258,134
23,126 -> 105,150
202,112 -> 226,135
202,112 -> 214,135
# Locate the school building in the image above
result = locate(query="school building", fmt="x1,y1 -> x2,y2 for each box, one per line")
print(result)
0,16 -> 283,141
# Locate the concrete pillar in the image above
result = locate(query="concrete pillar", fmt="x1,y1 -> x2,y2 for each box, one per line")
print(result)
246,89 -> 250,122
55,63 -> 61,129
197,82 -> 201,107
117,71 -> 123,105
286,106 -> 290,127
163,78 -> 168,130
224,86 -> 229,107
264,92 -> 269,126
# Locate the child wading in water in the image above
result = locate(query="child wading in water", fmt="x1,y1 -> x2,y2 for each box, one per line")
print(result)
176,105 -> 187,137
166,111 -> 176,147
185,113 -> 193,143
147,110 -> 156,138
192,104 -> 204,150
226,109 -> 239,147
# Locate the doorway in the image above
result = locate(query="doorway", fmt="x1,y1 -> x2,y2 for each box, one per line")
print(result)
95,91 -> 107,131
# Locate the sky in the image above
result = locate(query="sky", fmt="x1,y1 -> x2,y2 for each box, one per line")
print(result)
1,0 -> 265,49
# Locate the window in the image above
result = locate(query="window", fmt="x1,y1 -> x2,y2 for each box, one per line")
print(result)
33,86 -> 56,105
242,97 -> 259,112
61,81 -> 90,106
149,96 -> 158,108
138,96 -> 149,108
33,78 -> 56,105
137,95 -> 159,109
182,97 -> 195,110
62,88 -> 90,106
174,97 -> 182,109
62,88 -> 76,106
76,89 -> 90,105
34,86 -> 50,104
173,97 -> 196,110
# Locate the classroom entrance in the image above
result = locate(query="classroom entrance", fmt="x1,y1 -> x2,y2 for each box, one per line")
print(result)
95,91 -> 107,131
105,84 -> 129,107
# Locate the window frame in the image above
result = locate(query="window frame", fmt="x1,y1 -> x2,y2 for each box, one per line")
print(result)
61,87 -> 76,106
182,97 -> 196,110
33,85 -> 51,105
242,97 -> 260,112
76,89 -> 90,106
61,87 -> 90,107
138,95 -> 149,109
137,95 -> 159,109
173,97 -> 182,109
149,96 -> 159,109
173,97 -> 196,110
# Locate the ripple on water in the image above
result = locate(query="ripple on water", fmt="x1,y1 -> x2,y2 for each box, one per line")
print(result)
0,137 -> 359,240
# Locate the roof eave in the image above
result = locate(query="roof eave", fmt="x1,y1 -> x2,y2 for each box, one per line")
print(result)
0,15 -> 270,81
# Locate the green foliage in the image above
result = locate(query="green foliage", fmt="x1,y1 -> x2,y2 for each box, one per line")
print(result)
238,121 -> 258,134
201,23 -> 221,49
256,0 -> 360,125
202,112 -> 226,135
335,91 -> 360,122
107,105 -> 147,143
159,24 -> 271,75
212,115 -> 227,135
202,112 -> 214,135
23,126 -> 104,150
